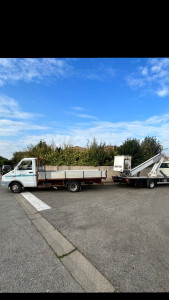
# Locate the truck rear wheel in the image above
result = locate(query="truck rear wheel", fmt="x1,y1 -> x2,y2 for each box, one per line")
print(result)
148,180 -> 155,189
67,181 -> 80,192
10,182 -> 22,193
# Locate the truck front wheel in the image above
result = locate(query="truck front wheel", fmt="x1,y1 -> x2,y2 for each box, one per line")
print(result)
10,182 -> 22,193
67,181 -> 81,192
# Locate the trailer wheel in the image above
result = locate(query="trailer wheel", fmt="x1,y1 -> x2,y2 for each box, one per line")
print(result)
148,180 -> 155,189
67,181 -> 80,192
10,182 -> 22,193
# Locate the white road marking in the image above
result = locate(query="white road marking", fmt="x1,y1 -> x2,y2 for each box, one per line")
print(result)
21,191 -> 51,211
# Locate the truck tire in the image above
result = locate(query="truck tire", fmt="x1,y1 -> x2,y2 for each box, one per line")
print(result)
148,180 -> 155,189
10,182 -> 22,193
67,181 -> 80,192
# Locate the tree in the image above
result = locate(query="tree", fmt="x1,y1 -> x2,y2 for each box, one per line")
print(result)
57,143 -> 81,166
12,151 -> 29,165
84,138 -> 107,166
118,138 -> 143,168
141,136 -> 163,161
25,140 -> 55,161
0,155 -> 13,167
0,158 -> 5,168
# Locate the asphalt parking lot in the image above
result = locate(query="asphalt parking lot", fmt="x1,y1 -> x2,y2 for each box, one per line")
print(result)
2,179 -> 169,292
25,182 -> 169,292
0,181 -> 85,293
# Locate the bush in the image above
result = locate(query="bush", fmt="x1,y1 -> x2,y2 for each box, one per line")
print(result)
10,136 -> 163,167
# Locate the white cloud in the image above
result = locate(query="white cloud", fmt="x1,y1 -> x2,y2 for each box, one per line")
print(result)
156,87 -> 169,97
145,114 -> 169,124
76,114 -> 97,120
0,58 -> 74,86
0,119 -> 50,136
86,66 -> 116,81
1,93 -> 169,158
0,140 -> 18,159
0,95 -> 37,119
0,58 -> 118,86
140,67 -> 148,76
68,117 -> 169,156
72,106 -> 84,111
151,65 -> 161,73
125,75 -> 145,89
0,94 -> 50,138
126,58 -> 169,97
1,112 -> 168,159
22,134 -> 73,148
66,110 -> 97,120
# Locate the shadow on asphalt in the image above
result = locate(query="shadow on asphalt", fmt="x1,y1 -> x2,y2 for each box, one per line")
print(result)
21,182 -> 169,194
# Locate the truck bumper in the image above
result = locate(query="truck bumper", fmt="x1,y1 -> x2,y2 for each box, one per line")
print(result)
1,180 -> 10,188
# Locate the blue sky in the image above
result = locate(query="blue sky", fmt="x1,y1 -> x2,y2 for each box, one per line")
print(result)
1,57 -> 169,159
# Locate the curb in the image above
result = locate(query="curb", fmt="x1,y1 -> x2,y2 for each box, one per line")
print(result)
14,193 -> 116,293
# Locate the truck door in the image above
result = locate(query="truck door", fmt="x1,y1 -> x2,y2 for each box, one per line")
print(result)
158,162 -> 169,177
17,159 -> 36,187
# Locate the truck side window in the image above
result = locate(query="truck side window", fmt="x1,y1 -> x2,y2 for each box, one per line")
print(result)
18,160 -> 32,170
160,163 -> 169,168
38,159 -> 45,171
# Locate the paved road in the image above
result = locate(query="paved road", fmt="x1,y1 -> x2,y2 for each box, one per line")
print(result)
29,183 -> 169,292
2,178 -> 169,292
0,181 -> 84,293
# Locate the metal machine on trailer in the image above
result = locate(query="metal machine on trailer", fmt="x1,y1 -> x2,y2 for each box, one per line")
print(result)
112,153 -> 169,188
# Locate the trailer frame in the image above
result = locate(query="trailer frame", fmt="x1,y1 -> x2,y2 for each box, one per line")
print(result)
112,175 -> 169,188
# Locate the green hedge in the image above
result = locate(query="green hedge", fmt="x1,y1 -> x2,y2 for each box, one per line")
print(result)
10,136 -> 163,167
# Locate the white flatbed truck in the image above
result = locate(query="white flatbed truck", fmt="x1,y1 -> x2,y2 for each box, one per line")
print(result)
112,153 -> 169,188
1,157 -> 107,193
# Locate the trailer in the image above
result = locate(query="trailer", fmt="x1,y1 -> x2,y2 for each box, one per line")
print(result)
1,157 -> 107,193
112,153 -> 169,188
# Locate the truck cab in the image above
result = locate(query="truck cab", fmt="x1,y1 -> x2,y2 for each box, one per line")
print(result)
1,158 -> 37,192
156,160 -> 169,177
